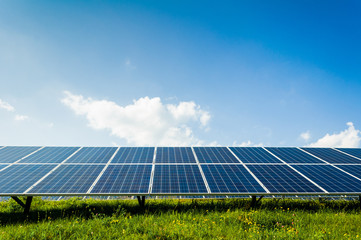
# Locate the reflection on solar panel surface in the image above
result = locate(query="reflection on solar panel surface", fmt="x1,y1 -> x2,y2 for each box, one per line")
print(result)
194,147 -> 239,163
334,165 -> 361,180
155,147 -> 196,163
302,148 -> 361,164
66,147 -> 117,163
0,164 -> 54,194
229,147 -> 282,163
247,165 -> 323,193
0,146 -> 41,163
19,147 -> 79,163
292,165 -> 361,193
336,148 -> 361,160
111,147 -> 154,163
266,147 -> 324,163
29,165 -> 104,193
152,165 -> 207,193
201,164 -> 265,193
91,165 -> 152,193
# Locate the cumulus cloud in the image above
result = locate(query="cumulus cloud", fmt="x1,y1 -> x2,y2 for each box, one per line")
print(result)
14,114 -> 29,121
232,140 -> 264,147
61,91 -> 211,146
308,122 -> 361,148
0,99 -> 15,112
300,131 -> 311,141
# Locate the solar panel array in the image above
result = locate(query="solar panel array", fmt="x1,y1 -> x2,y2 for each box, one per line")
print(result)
0,146 -> 360,196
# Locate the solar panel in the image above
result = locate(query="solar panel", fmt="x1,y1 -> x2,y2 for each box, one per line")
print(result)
201,164 -> 266,193
301,148 -> 361,164
292,165 -> 361,193
19,147 -> 79,163
333,165 -> 361,180
151,165 -> 207,193
111,147 -> 154,163
155,147 -> 196,163
0,164 -> 54,194
29,165 -> 104,194
229,147 -> 282,163
336,148 -> 361,160
246,164 -> 323,193
194,147 -> 239,163
0,146 -> 41,163
266,147 -> 324,163
66,147 -> 117,163
91,165 -> 152,193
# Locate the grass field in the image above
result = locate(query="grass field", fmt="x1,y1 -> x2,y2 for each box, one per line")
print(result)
0,197 -> 360,239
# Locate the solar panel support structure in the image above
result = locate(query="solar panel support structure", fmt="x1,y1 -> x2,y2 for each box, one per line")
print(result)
137,196 -> 146,207
250,195 -> 263,208
11,196 -> 33,215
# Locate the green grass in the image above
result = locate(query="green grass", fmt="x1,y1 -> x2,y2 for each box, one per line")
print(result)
0,197 -> 360,239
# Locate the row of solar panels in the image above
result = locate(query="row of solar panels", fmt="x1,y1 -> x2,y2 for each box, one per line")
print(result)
0,146 -> 361,196
1,146 -> 361,164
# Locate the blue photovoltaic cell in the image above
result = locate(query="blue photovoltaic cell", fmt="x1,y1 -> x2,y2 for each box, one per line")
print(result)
302,148 -> 361,164
336,148 -> 361,160
292,165 -> 361,193
266,147 -> 324,163
332,165 -> 361,180
0,164 -> 54,194
19,147 -> 79,163
0,146 -> 41,163
155,147 -> 196,163
111,147 -> 154,163
202,164 -> 265,193
229,147 -> 282,163
247,165 -> 323,193
66,147 -> 117,163
194,147 -> 239,163
152,165 -> 207,193
29,165 -> 104,194
91,165 -> 152,193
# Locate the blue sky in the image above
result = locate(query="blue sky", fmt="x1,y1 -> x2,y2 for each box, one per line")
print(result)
0,1 -> 360,147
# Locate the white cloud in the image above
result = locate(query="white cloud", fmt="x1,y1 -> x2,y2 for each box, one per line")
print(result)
14,114 -> 29,121
232,140 -> 264,147
0,99 -> 15,112
61,91 -> 211,146
300,131 -> 311,141
308,122 -> 361,148
125,59 -> 136,70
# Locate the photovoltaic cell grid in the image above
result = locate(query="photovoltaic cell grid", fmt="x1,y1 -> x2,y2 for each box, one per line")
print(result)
111,147 -> 154,163
246,165 -> 323,193
155,147 -> 196,163
66,147 -> 117,164
29,165 -> 105,194
229,147 -> 282,163
201,164 -> 265,193
292,165 -> 361,193
331,165 -> 361,180
152,165 -> 207,193
301,148 -> 361,164
194,147 -> 239,163
19,147 -> 79,163
0,146 -> 41,163
0,146 -> 360,196
0,164 -> 55,193
91,165 -> 152,193
336,148 -> 361,160
266,147 -> 324,164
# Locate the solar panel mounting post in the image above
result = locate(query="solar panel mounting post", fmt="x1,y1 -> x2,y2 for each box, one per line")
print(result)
11,196 -> 33,215
137,196 -> 145,207
250,195 -> 263,208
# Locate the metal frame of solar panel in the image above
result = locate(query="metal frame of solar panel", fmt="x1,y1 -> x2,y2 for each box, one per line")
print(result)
1,146 -> 361,213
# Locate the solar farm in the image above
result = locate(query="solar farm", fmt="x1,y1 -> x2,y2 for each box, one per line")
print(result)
1,146 -> 361,213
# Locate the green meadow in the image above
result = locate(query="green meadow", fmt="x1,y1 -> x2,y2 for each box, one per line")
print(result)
0,197 -> 360,239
